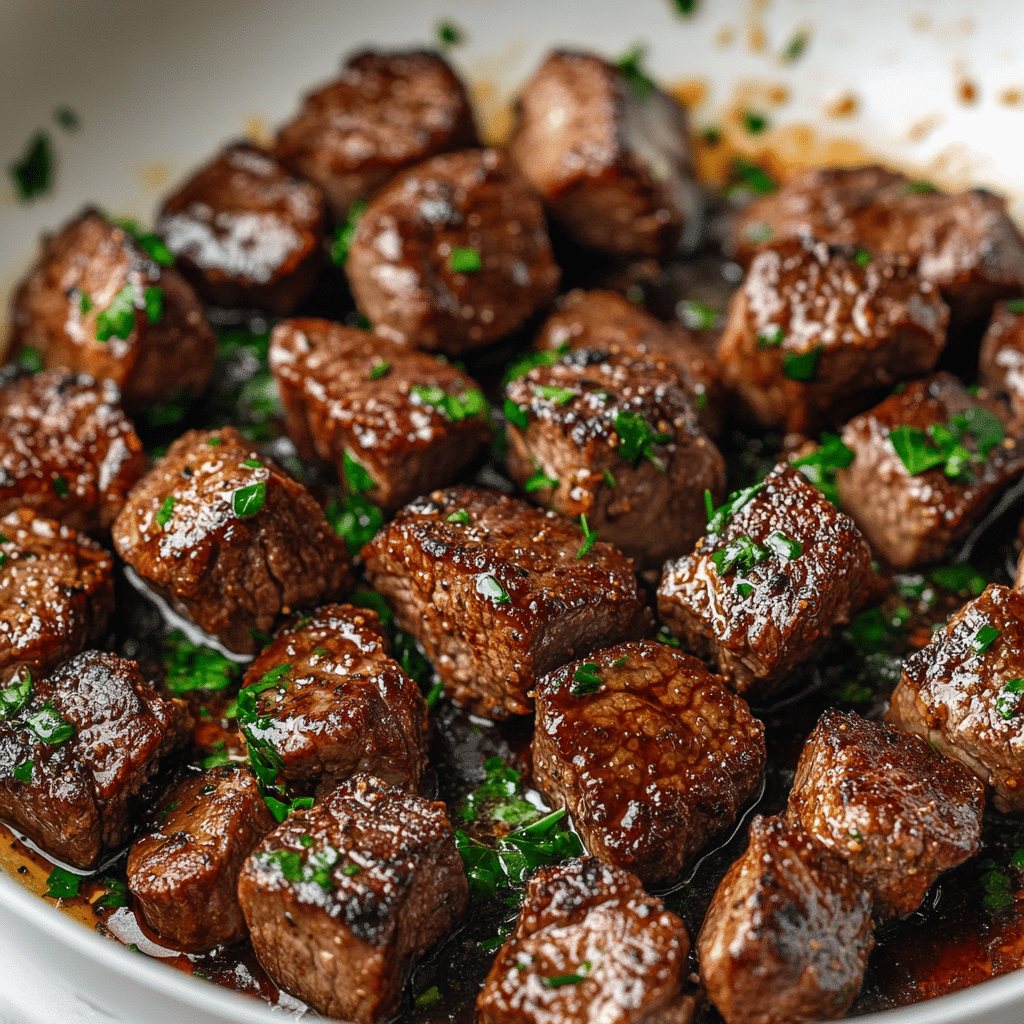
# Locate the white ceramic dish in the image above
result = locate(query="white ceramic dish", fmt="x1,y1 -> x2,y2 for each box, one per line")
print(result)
2,1 -> 1024,1021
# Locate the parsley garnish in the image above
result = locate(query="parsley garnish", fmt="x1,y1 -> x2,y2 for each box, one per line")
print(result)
11,760 -> 32,783
889,407 -> 1005,480
782,346 -> 824,382
330,199 -> 366,266
24,702 -> 74,744
930,564 -> 987,596
612,655 -> 629,667
728,157 -> 776,196
616,45 -> 655,101
144,287 -> 163,324
782,28 -> 810,62
54,106 -> 79,132
571,662 -> 602,696
162,631 -> 237,694
907,180 -> 939,195
369,359 -> 391,381
503,342 -> 571,384
741,109 -> 769,134
18,347 -> 43,373
79,291 -> 93,315
706,481 -> 763,534
711,535 -> 764,576
791,433 -> 854,505
756,326 -> 784,349
411,384 -> 488,422
996,679 -> 1024,720
576,514 -> 598,559
603,468 -> 616,488
437,20 -> 463,45
242,458 -> 262,469
45,866 -> 81,900
854,248 -> 872,268
478,575 -> 511,605
9,132 -> 53,202
614,410 -> 671,469
415,986 -> 441,1008
525,469 -> 558,492
450,246 -> 482,273
670,0 -> 697,14
765,531 -> 802,560
446,508 -> 471,525
981,860 -> 1014,912
110,218 -> 176,266
533,384 -> 576,406
342,449 -> 375,494
232,481 -> 267,518
543,963 -> 592,988
460,758 -> 540,827
504,398 -> 529,430
1005,299 -> 1024,315
678,299 -> 719,331
326,494 -> 385,556
426,681 -> 445,708
95,284 -> 136,342
155,496 -> 176,528
972,625 -> 1001,655
0,673 -> 32,720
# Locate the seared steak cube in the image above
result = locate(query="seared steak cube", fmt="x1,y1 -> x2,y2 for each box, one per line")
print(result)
787,709 -> 984,920
509,50 -> 700,259
505,350 -> 725,570
532,641 -> 764,886
836,373 -> 1024,569
362,486 -> 652,719
275,49 -> 478,220
112,426 -> 351,655
979,299 -> 1024,419
0,368 -> 146,534
697,814 -> 874,1024
157,142 -> 326,315
237,773 -> 467,1023
127,766 -> 275,951
346,148 -> 560,355
9,208 -> 216,410
0,508 -> 114,686
658,464 -> 875,699
269,318 -> 490,511
0,650 -> 191,869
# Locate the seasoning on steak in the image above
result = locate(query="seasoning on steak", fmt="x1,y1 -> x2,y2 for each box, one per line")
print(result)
697,814 -> 874,1024
0,368 -> 147,534
787,709 -> 985,921
157,141 -> 326,315
658,463 -> 875,700
112,426 -> 351,655
9,208 -> 217,410
979,299 -> 1024,419
269,318 -> 490,511
237,773 -> 467,1024
477,857 -> 695,1024
127,765 -> 275,951
0,650 -> 191,869
509,50 -> 701,259
274,49 -> 478,221
835,373 -> 1024,570
532,640 -> 764,886
346,148 -> 560,355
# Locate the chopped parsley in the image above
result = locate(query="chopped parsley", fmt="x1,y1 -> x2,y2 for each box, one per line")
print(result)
706,481 -> 763,535
446,508 -> 471,525
144,287 -> 164,324
155,496 -> 176,528
79,291 -> 93,315
0,673 -> 32,720
972,625 -> 1001,655
889,407 -> 1005,480
11,760 -> 32,783
669,0 -> 697,14
411,384 -> 488,423
24,702 -> 75,744
543,963 -> 592,988
995,679 -> 1024,720
54,106 -> 80,132
326,494 -> 385,556
525,468 -> 558,492
616,44 -> 655,101
110,218 -> 176,266
532,384 -> 576,406
576,514 -> 598,559
9,132 -> 53,202
342,449 -> 376,494
1005,299 -> 1024,315
450,246 -> 482,273
415,986 -> 441,1008
791,433 -> 854,505
570,662 -> 602,697
426,680 -> 445,708
981,860 -> 1015,912
907,180 -> 939,195
503,342 -> 571,384
782,346 -> 824,382
95,284 -> 136,342
728,157 -> 777,196
95,877 -> 128,909
782,27 -> 810,63
677,299 -> 719,331
161,631 -> 238,694
52,474 -> 70,498
603,468 -> 617,488
460,758 -> 539,828
930,564 -> 987,596
504,398 -> 529,430
854,248 -> 872,268
614,410 -> 671,469
18,346 -> 43,373
612,655 -> 629,667
712,530 -> 800,577
369,359 -> 391,381
330,199 -> 366,266
436,20 -> 463,45
477,575 -> 511,605
756,326 -> 784,349
764,531 -> 803,560
45,866 -> 81,900
741,109 -> 769,134
263,843 -> 339,889
232,481 -> 267,518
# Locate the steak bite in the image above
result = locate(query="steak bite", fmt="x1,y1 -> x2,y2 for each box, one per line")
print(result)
274,49 -> 478,220
237,773 -> 467,1024
0,368 -> 146,534
979,299 -> 1024,419
112,426 -> 352,655
697,814 -> 874,1024
269,318 -> 490,512
509,50 -> 700,259
346,148 -> 561,355
127,766 -> 275,951
477,857 -> 695,1024
836,373 -> 1024,570
9,208 -> 217,410
658,464 -> 875,700
787,709 -> 985,921
0,651 -> 191,869
362,486 -> 652,719
532,641 -> 764,886
157,141 -> 327,315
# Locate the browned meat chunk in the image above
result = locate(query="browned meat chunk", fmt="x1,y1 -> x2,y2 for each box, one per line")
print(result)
112,426 -> 351,655
787,709 -> 985,921
269,318 -> 490,511
238,774 -> 467,1023
717,237 -> 948,433
887,584 -> 1024,813
362,486 -> 651,719
274,49 -> 478,221
697,815 -> 874,1024
658,464 -> 875,699
0,508 -> 113,686
478,857 -> 694,1024
505,350 -> 725,570
127,766 -> 275,951
9,208 -> 217,410
346,149 -> 560,355
979,299 -> 1024,419
0,368 -> 146,534
157,142 -> 326,315
532,641 -> 764,886
0,650 -> 190,869
836,373 -> 1024,569
509,50 -> 700,259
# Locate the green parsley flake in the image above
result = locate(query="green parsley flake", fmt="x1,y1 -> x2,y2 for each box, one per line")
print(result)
1005,299 -> 1024,315
342,863 -> 362,876
9,132 -> 53,202
232,481 -> 267,518
711,534 -> 765,576
504,398 -> 529,430
0,673 -> 31,721
670,0 -> 697,14
736,582 -> 754,597
45,866 -> 81,900
756,326 -> 784,349
678,299 -> 719,331
415,985 -> 441,1008
729,157 -> 777,196
18,347 -> 43,373
426,680 -> 445,709
532,384 -> 576,406
929,565 -> 987,596
24,701 -> 75,744
143,287 -> 164,324
11,760 -> 33,783
996,679 -> 1024,720
614,410 -> 671,469
741,109 -> 769,134
616,45 -> 655,101
79,291 -> 93,315
450,246 -> 482,273
972,625 -> 1001,655
525,468 -> 558,492
162,631 -> 237,695
543,962 -> 592,988
571,662 -> 602,697
782,28 -> 810,63
854,249 -> 872,268
890,407 -> 1005,481
242,458 -> 262,469
503,342 -> 571,384
764,531 -> 802,560
200,750 -> 231,769
326,494 -> 385,556
207,437 -> 222,446
446,508 -> 471,525
701,126 -> 722,146
411,384 -> 488,423
95,284 -> 136,342
791,433 -> 854,505
706,481 -> 763,535
576,514 -> 598,559
341,449 -> 375,495
782,346 -> 824,382
603,468 -> 617,488
612,655 -> 629,667
478,575 -> 511,605
437,20 -> 463,45
369,360 -> 391,381
331,199 -> 366,266
907,180 -> 939,194
155,496 -> 176,528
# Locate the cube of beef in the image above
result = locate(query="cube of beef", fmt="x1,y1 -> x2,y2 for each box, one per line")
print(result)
0,650 -> 191,869
697,815 -> 874,1024
0,368 -> 146,534
237,774 -> 467,1023
269,318 -> 490,511
127,766 -> 275,951
346,149 -> 560,355
787,710 -> 984,920
509,50 -> 700,259
239,604 -> 428,793
717,237 -> 948,433
887,584 -> 1024,813
9,209 -> 216,410
836,373 -> 1024,569
658,464 -> 875,700
532,641 -> 764,886
112,426 -> 351,655
477,857 -> 694,1024
275,49 -> 478,220
157,142 -> 326,315
979,299 -> 1024,419
362,486 -> 651,719
0,508 -> 114,686
505,350 -> 725,570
